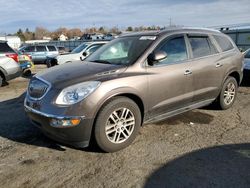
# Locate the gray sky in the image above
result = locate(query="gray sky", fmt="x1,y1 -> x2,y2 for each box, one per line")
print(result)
0,0 -> 250,33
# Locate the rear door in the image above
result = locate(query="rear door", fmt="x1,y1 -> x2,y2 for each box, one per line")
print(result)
186,34 -> 224,103
35,46 -> 48,62
146,35 -> 194,118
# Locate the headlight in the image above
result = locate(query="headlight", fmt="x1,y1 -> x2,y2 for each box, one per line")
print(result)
55,81 -> 100,105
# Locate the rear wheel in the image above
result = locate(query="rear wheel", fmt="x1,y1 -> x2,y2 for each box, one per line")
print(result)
217,76 -> 238,110
0,75 -> 3,87
94,97 -> 141,152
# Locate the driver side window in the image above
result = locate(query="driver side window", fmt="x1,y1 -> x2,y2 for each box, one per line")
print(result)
155,36 -> 188,65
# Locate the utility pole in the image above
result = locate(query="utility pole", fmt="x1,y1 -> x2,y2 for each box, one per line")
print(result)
169,17 -> 172,27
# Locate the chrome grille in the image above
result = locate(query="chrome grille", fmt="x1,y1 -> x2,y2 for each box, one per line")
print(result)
28,78 -> 49,99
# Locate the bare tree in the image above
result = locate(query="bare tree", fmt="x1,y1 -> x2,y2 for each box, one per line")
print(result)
35,27 -> 50,40
67,28 -> 83,39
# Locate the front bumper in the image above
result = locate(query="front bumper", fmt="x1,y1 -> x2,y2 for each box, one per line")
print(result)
24,104 -> 94,148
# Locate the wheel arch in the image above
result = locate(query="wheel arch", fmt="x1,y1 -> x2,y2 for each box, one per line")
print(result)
94,92 -> 145,126
224,70 -> 241,86
0,67 -> 6,81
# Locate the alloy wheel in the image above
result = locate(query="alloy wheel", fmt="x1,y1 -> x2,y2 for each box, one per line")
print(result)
105,108 -> 135,144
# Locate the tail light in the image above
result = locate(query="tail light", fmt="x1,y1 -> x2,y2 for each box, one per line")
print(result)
6,53 -> 18,62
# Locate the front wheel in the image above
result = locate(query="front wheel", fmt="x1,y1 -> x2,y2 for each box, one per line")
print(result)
217,76 -> 238,110
94,97 -> 141,152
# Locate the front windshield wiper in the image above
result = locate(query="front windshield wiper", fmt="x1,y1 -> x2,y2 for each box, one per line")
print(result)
90,60 -> 112,64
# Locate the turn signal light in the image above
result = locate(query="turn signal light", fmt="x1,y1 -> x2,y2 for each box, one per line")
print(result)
50,118 -> 81,127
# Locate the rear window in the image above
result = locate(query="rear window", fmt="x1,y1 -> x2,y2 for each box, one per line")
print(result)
213,35 -> 234,52
36,46 -> 47,52
0,42 -> 15,53
189,36 -> 217,58
47,46 -> 57,51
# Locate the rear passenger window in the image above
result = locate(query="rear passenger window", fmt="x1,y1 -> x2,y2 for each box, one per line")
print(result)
155,36 -> 188,65
213,35 -> 234,52
36,46 -> 47,52
189,36 -> 216,58
47,46 -> 56,51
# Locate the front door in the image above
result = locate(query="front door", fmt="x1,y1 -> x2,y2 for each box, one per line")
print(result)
146,35 -> 194,119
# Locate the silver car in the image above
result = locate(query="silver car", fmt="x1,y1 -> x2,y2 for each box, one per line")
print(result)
20,45 -> 59,64
0,41 -> 22,86
244,49 -> 250,70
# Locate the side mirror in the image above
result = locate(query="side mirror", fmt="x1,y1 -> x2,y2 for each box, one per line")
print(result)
82,51 -> 88,57
147,51 -> 167,66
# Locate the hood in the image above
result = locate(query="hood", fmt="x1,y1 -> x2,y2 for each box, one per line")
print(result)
36,61 -> 127,89
57,53 -> 80,64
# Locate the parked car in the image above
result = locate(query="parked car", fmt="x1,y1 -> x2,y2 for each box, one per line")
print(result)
0,41 -> 22,86
47,41 -> 108,67
243,48 -> 250,70
18,53 -> 34,77
103,33 -> 118,40
57,46 -> 69,54
25,27 -> 243,152
19,45 -> 59,64
80,33 -> 104,40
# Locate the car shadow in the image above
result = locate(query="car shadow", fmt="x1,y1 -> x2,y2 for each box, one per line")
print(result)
144,143 -> 250,188
0,92 -> 102,152
0,92 -> 67,151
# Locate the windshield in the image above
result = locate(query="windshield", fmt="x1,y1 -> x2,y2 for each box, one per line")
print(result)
86,36 -> 155,65
72,43 -> 89,53
245,50 -> 250,59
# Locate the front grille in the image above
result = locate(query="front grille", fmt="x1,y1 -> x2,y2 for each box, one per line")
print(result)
28,78 -> 50,99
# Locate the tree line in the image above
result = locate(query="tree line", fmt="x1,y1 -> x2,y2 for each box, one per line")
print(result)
13,25 -> 164,41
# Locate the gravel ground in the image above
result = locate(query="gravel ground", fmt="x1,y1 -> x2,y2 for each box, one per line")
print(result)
0,65 -> 249,188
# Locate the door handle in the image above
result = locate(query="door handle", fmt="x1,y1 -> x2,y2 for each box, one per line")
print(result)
215,63 -> 223,68
184,70 -> 192,75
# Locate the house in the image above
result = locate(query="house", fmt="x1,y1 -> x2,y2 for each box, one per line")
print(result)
43,36 -> 52,40
59,34 -> 68,41
0,35 -> 21,49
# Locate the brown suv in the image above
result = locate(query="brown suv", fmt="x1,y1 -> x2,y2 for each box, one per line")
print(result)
24,27 -> 243,152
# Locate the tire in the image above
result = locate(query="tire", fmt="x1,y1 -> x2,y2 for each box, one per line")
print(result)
46,59 -> 52,68
0,75 -> 3,87
94,97 -> 141,152
217,76 -> 238,110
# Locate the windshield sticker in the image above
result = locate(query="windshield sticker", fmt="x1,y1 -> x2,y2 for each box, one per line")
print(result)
139,36 -> 157,40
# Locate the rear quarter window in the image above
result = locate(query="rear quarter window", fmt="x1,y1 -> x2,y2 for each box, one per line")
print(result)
0,42 -> 15,53
47,46 -> 57,51
213,35 -> 234,52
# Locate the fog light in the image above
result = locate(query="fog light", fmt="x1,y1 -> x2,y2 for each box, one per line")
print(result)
50,118 -> 81,127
